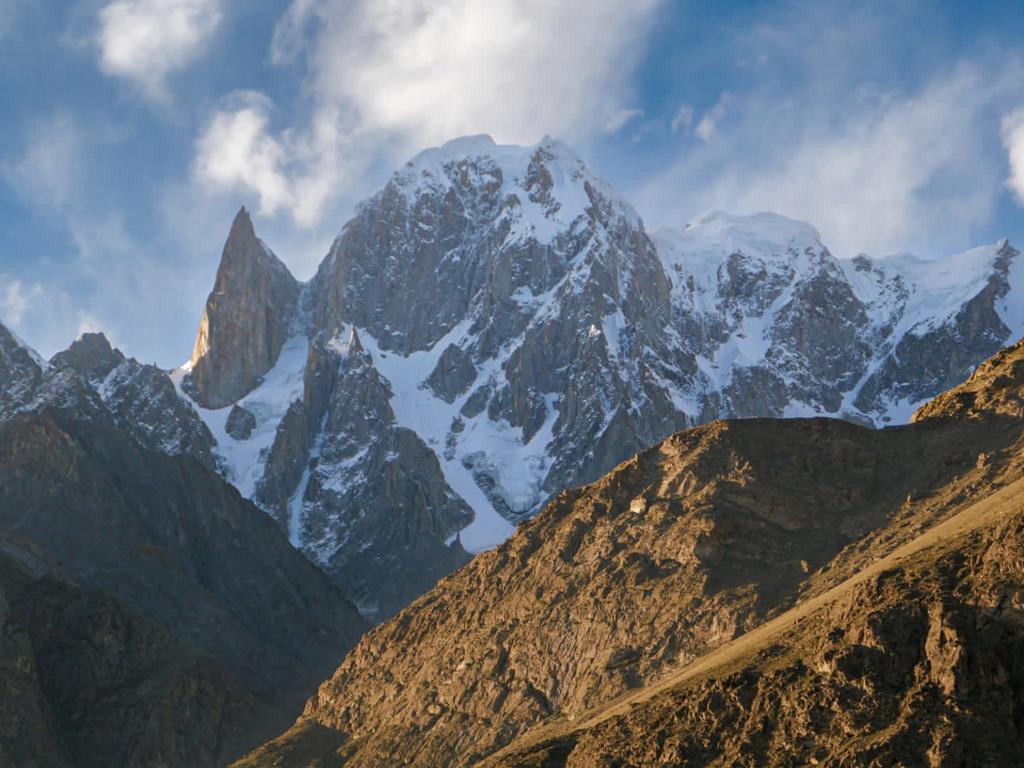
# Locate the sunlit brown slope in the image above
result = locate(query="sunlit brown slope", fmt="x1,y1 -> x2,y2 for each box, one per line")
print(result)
236,338 -> 1024,767
484,475 -> 1024,766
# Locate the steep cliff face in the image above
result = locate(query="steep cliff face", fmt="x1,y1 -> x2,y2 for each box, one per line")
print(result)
186,207 -> 301,409
307,135 -> 687,529
233,336 -> 1024,768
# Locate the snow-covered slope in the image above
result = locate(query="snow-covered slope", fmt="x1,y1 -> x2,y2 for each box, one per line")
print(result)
656,213 -> 1024,424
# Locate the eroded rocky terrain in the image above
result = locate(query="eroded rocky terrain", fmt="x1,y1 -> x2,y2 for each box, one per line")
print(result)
235,338 -> 1024,767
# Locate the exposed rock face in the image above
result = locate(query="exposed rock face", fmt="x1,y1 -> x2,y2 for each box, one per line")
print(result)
48,332 -> 222,471
186,207 -> 300,409
913,336 -> 1024,422
487,509 -> 1024,767
234,336 -> 1024,767
250,329 -> 474,619
0,410 -> 368,759
656,217 -> 1024,425
226,403 -> 257,439
0,531 -> 258,768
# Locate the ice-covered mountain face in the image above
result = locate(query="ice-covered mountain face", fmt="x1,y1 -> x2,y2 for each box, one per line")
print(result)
653,212 -> 1024,424
309,135 -> 688,520
656,212 -> 874,419
843,240 -> 1024,422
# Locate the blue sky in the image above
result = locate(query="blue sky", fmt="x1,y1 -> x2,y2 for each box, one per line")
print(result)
2,0 -> 1024,366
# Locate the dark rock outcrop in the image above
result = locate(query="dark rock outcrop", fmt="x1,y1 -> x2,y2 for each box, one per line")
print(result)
226,403 -> 257,439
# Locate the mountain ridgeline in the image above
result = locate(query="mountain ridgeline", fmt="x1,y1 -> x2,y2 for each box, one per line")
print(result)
4,134 -> 1023,623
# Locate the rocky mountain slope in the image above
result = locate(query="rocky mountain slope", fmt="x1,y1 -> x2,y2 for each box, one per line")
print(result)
483,475 -> 1024,767
3,135 -> 1022,620
233,337 -> 1024,767
0,408 -> 368,765
0,530 -> 258,768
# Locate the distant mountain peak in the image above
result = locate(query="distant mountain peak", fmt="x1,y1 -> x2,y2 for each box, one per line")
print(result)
50,331 -> 124,381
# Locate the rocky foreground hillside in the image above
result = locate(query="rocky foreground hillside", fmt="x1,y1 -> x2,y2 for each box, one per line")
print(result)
0,409 -> 368,766
235,338 -> 1024,766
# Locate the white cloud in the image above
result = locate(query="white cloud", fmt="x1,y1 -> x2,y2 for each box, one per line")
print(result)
97,0 -> 222,99
670,104 -> 694,133
1002,108 -> 1024,205
630,1 -> 1024,258
194,93 -> 292,219
299,0 -> 661,146
639,56 -> 1024,258
193,0 -> 663,227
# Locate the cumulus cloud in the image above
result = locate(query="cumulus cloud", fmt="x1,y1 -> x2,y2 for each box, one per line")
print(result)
1002,109 -> 1024,205
193,93 -> 356,228
96,0 -> 222,99
194,93 -> 292,218
194,0 -> 663,227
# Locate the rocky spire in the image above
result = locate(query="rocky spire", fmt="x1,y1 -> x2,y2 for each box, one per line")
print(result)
186,207 -> 301,409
